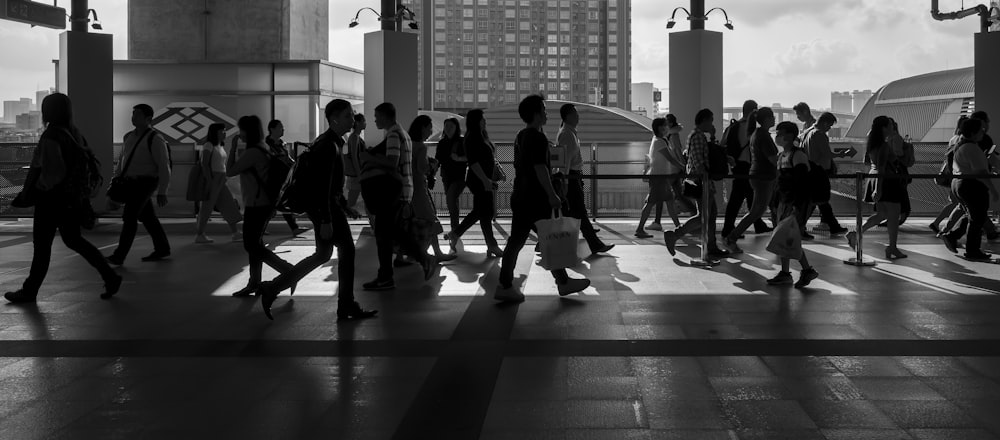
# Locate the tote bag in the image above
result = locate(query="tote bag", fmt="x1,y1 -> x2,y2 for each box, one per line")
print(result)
535,211 -> 581,270
766,215 -> 803,260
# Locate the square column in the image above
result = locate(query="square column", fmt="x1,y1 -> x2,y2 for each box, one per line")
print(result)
975,32 -> 1000,126
59,31 -> 113,210
364,30 -> 418,145
669,30 -> 723,136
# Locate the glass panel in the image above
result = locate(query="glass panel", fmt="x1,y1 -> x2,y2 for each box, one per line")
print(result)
274,64 -> 312,92
274,96 -> 313,145
114,63 -> 272,92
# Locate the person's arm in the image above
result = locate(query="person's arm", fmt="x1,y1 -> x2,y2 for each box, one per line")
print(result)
34,138 -> 66,191
151,135 -> 172,196
227,146 -> 261,177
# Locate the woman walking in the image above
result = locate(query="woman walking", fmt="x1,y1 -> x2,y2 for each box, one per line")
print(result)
845,116 -> 907,260
445,109 -> 504,257
767,122 -> 819,288
636,115 -> 686,237
942,118 -> 1000,260
227,116 -> 294,297
4,93 -> 122,303
435,118 -> 467,237
724,107 -> 778,253
408,115 -> 455,263
194,123 -> 243,244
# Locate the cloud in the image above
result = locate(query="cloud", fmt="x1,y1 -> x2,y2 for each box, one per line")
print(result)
772,39 -> 860,76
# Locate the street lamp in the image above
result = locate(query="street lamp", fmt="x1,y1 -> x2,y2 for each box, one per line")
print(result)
348,5 -> 418,30
349,7 -> 381,28
87,9 -> 102,30
665,4 -> 734,31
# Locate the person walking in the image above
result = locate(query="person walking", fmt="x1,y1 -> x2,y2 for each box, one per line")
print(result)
445,109 -> 504,258
4,93 -> 122,303
723,107 -> 778,254
435,118 -> 467,236
556,104 -> 614,255
496,95 -> 590,302
265,120 -> 305,235
845,116 -> 907,260
106,104 -> 172,265
408,115 -> 455,263
768,121 -> 819,288
194,123 -> 243,244
226,116 -> 294,298
344,114 -> 367,214
930,116 -> 968,235
636,116 -> 686,237
802,112 -> 849,235
941,118 -> 1000,260
258,100 -> 377,320
721,100 -> 771,238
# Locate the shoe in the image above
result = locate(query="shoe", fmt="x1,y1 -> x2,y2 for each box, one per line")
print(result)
140,251 -> 170,262
487,245 -> 504,259
845,231 -> 857,250
929,224 -> 941,235
885,247 -> 908,260
877,221 -> 888,228
362,278 -> 395,291
232,284 -> 258,297
260,284 -> 279,320
4,289 -> 37,304
829,226 -> 848,235
195,234 -> 214,244
106,254 -> 125,266
723,238 -> 743,254
801,232 -> 815,241
422,257 -> 438,281
767,271 -> 794,285
591,243 -> 615,254
754,225 -> 774,234
557,278 -> 590,296
100,274 -> 123,299
446,233 -> 464,254
337,301 -> 378,321
232,232 -> 243,242
964,250 -> 994,261
634,231 -> 653,239
662,231 -> 678,256
813,223 -> 830,231
646,222 -> 663,231
494,284 -> 525,303
794,267 -> 819,288
941,235 -> 959,254
707,247 -> 731,257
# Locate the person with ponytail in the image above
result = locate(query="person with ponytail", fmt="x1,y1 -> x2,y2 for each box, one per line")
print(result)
845,116 -> 907,260
723,107 -> 778,254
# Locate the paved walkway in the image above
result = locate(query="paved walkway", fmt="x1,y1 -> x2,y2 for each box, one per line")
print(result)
1,217 -> 999,439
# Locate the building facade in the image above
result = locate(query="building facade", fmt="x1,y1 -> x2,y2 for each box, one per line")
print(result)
831,91 -> 853,114
631,82 -> 660,119
2,99 -> 31,124
852,89 -> 874,114
406,0 -> 631,114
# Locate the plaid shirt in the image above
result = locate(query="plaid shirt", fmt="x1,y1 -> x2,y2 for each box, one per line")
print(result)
386,123 -> 413,202
686,128 -> 710,176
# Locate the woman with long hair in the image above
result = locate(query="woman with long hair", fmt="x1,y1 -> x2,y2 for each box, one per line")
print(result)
194,123 -> 243,243
943,118 -> 1000,260
4,93 -> 122,303
226,115 -> 294,297
445,109 -> 503,257
930,115 -> 968,235
435,118 -> 467,236
407,115 -> 455,263
846,115 -> 907,259
636,116 -> 685,237
723,107 -> 778,253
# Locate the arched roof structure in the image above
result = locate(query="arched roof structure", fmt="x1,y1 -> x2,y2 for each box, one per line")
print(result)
481,100 -> 653,143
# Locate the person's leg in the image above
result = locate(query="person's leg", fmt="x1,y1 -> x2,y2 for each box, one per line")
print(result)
722,165 -> 751,236
367,177 -> 402,281
452,190 -> 483,238
942,202 -> 966,236
499,209 -> 533,288
196,177 -> 225,236
137,197 -> 170,254
636,195 -> 654,233
328,209 -> 358,306
932,202 -> 958,230
215,186 -> 243,232
477,190 -> 500,249
727,179 -> 773,242
242,206 -> 270,286
57,212 -> 118,283
880,202 -> 901,251
111,196 -> 146,260
959,181 -> 988,255
20,205 -> 59,295
567,175 -> 603,250
818,202 -> 843,230
267,215 -> 335,293
663,179 -> 681,227
653,202 -> 663,225
283,214 -> 299,231
705,187 -> 720,251
446,181 -> 464,231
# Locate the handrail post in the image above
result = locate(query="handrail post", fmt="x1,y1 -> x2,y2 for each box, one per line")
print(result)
844,171 -> 876,267
690,172 -> 719,268
590,142 -> 598,219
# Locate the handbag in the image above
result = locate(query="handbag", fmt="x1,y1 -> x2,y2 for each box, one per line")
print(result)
186,148 -> 212,202
934,152 -> 953,187
766,215 -> 803,260
681,178 -> 702,200
535,210 -> 581,270
107,129 -> 151,203
10,167 -> 42,208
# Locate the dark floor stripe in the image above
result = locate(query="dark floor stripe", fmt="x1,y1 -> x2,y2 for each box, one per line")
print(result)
3,339 -> 1000,358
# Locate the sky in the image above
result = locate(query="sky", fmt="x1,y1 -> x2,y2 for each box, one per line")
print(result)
0,0 -> 988,117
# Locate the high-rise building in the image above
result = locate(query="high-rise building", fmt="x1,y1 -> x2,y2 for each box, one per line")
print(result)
831,91 -> 853,114
2,98 -> 32,124
405,0 -> 631,113
35,89 -> 54,112
631,82 -> 658,119
852,89 -> 873,114
16,111 -> 43,131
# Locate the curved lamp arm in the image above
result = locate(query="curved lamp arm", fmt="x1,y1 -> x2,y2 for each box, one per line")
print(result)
349,7 -> 382,27
706,7 -> 734,29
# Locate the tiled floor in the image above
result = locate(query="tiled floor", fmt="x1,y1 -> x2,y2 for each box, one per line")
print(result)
0,217 -> 999,439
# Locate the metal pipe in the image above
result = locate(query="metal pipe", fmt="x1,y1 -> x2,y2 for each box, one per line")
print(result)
381,0 -> 396,31
690,0 -> 705,30
931,0 -> 992,33
70,0 -> 88,32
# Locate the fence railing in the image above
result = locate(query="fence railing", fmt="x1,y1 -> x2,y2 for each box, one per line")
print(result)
0,140 -> 983,220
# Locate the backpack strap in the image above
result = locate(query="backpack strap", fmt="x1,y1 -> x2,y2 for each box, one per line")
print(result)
119,128 -> 152,177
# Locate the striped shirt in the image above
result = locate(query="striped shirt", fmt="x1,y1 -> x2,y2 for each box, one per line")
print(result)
386,123 -> 413,202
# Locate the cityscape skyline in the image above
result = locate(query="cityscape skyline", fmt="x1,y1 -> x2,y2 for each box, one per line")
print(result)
0,0 -> 990,119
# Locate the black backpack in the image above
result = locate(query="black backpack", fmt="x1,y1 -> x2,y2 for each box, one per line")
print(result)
249,147 -> 292,206
51,128 -> 103,201
722,119 -> 745,160
276,147 -> 316,214
707,139 -> 730,181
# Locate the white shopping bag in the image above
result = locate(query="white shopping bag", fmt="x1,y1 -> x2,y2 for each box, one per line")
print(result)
535,211 -> 581,270
549,144 -> 568,172
766,215 -> 803,260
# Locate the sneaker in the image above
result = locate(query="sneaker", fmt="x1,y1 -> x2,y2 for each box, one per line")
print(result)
941,235 -> 959,254
794,267 -> 819,288
829,226 -> 848,235
590,243 -> 615,254
723,238 -> 743,254
100,274 -> 123,299
845,231 -> 857,250
494,285 -> 525,302
662,231 -> 678,256
646,222 -> 663,231
140,251 -> 170,262
557,278 -> 590,296
707,247 -> 731,257
634,231 -> 653,239
4,289 -> 38,304
754,225 -> 774,234
195,234 -> 214,244
813,223 -> 830,231
106,254 -> 125,266
232,232 -> 244,242
767,271 -> 794,285
362,278 -> 395,291
337,301 -> 378,321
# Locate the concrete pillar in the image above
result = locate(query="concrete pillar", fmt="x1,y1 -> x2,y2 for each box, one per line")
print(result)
58,31 -> 114,211
975,32 -> 1000,126
668,30 -> 723,137
363,30 -> 418,145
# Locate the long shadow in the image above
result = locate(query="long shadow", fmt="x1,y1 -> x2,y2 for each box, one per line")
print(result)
570,253 -> 638,297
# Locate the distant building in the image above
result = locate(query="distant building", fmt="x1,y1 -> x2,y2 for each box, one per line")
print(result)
34,89 -> 54,111
3,99 -> 32,124
831,91 -> 853,114
852,90 -> 873,114
405,0 -> 632,114
631,82 -> 659,119
15,111 -> 42,131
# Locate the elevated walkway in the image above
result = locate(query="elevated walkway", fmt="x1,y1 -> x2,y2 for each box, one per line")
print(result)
0,217 -> 999,438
